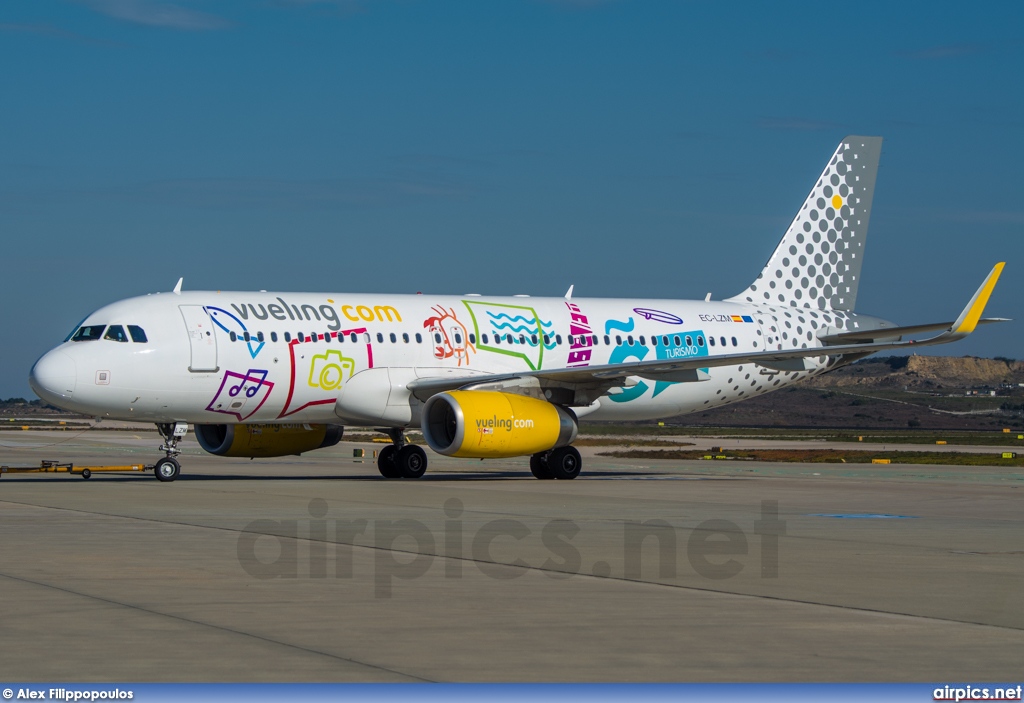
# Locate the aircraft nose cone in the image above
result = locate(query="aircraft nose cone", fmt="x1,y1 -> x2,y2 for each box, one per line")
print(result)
29,350 -> 77,403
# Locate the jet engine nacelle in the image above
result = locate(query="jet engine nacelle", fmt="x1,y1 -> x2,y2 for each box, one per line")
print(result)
194,423 -> 344,458
421,391 -> 577,458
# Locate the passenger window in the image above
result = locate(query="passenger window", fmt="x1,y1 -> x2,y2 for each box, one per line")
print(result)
271,332 -> 278,342
377,333 -> 384,343
720,336 -> 727,347
627,336 -> 634,346
257,332 -> 265,343
243,332 -> 251,342
351,333 -> 358,343
615,335 -> 622,345
709,336 -> 715,346
469,333 -> 476,344
299,332 -> 307,343
390,333 -> 397,343
543,335 -> 550,345
531,334 -> 537,345
685,335 -> 692,346
127,325 -> 148,343
506,334 -> 513,344
697,336 -> 704,347
284,332 -> 291,342
482,334 -> 489,344
104,325 -> 128,342
71,325 -> 106,342
662,336 -> 669,346
230,332 -> 238,342
731,337 -> 738,347
518,334 -> 525,345
604,335 -> 611,346
434,333 -> 442,344
493,334 -> 500,345
403,333 -> 410,343
454,333 -> 462,344
555,335 -> 562,345
415,333 -> 422,343
674,335 -> 681,346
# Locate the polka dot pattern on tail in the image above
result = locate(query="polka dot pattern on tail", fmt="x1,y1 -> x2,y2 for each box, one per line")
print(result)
728,136 -> 882,312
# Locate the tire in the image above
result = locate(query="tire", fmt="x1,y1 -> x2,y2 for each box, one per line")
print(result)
396,445 -> 428,479
377,445 -> 401,478
530,453 -> 554,479
547,446 -> 582,480
154,457 -> 180,482
81,468 -> 91,480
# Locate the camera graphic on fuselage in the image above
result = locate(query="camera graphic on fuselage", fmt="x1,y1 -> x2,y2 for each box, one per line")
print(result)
307,350 -> 355,391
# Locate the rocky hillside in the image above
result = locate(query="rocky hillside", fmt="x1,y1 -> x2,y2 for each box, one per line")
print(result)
811,355 -> 1024,390
677,356 -> 1024,431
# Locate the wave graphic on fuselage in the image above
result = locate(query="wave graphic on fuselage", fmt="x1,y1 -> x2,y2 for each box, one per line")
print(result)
487,312 -> 556,348
463,302 -> 557,370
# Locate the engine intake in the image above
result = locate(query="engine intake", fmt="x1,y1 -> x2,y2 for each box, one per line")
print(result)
421,391 -> 577,458
195,423 -> 344,458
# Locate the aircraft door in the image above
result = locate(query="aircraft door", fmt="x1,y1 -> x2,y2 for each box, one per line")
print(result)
179,305 -> 219,372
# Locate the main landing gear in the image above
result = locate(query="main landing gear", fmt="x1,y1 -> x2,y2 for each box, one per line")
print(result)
154,422 -> 187,482
530,446 -> 582,480
377,428 -> 428,479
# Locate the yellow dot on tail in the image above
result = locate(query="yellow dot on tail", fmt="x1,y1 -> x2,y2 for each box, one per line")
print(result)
832,195 -> 843,209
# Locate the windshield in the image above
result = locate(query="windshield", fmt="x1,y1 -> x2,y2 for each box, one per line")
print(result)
71,325 -> 106,342
104,325 -> 129,342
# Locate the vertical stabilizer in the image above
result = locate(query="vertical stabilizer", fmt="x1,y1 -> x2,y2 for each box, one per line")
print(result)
728,136 -> 882,311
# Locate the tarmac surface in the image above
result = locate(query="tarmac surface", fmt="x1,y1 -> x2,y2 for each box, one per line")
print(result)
1,429 -> 1022,682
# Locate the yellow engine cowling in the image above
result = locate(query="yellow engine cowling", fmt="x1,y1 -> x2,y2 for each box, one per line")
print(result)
421,391 -> 577,458
194,423 -> 344,458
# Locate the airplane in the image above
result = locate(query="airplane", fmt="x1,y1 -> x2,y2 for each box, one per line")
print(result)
28,136 -> 1006,482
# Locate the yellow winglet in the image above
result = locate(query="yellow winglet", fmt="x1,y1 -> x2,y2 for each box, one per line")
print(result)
952,262 -> 1005,335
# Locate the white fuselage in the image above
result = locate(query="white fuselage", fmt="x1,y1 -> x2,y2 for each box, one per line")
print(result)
30,290 -> 883,426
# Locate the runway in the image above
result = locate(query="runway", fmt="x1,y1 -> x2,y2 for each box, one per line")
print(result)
1,430 -> 1022,681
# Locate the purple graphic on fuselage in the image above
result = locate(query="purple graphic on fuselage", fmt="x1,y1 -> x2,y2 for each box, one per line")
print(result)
633,308 -> 683,325
206,369 -> 274,422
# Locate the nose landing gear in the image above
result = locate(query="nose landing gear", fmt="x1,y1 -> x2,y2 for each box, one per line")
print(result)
154,422 -> 188,482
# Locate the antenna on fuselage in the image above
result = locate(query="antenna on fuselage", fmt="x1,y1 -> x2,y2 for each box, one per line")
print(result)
564,285 -> 574,300
173,278 -> 183,295
705,292 -> 712,302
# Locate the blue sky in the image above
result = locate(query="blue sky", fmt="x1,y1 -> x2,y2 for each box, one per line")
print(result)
1,0 -> 1021,398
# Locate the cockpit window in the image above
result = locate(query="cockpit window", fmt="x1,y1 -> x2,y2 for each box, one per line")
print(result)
71,325 -> 105,342
128,325 -> 148,343
104,325 -> 129,343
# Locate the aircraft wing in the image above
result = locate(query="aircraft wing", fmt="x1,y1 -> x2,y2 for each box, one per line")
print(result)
408,263 -> 1006,400
816,317 -> 1008,344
